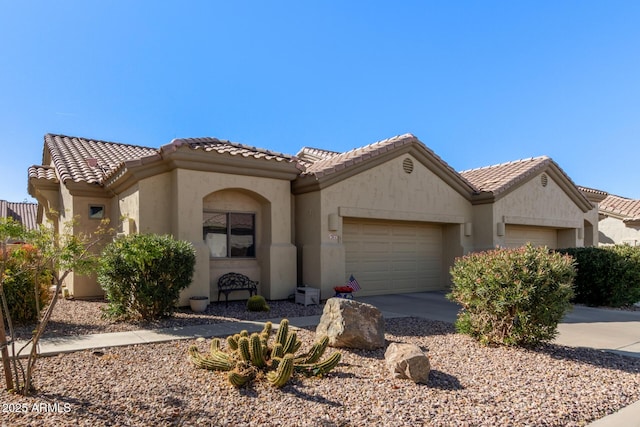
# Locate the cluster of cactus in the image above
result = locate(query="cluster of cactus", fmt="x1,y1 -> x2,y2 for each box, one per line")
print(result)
188,319 -> 341,388
246,295 -> 270,312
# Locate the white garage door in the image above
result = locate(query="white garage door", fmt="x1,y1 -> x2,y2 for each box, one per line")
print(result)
504,224 -> 558,249
343,218 -> 443,295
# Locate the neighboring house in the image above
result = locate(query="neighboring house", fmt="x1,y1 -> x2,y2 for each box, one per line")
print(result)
28,133 -> 597,302
0,200 -> 38,238
595,192 -> 640,246
460,157 -> 598,250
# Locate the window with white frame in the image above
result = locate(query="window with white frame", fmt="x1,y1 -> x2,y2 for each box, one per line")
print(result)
203,212 -> 255,258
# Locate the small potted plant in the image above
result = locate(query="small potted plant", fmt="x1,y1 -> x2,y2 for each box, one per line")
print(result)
189,296 -> 209,312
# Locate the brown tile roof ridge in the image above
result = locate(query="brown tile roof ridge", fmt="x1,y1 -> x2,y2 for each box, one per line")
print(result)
577,185 -> 608,196
165,137 -> 296,162
600,193 -> 640,220
295,147 -> 341,163
301,133 -> 425,177
460,155 -> 552,195
43,134 -> 158,184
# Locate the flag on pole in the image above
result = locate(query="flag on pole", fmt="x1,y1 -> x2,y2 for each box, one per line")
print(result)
347,274 -> 361,292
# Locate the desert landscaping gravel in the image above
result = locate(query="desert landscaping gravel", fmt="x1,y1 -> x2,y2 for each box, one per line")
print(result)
2,298 -> 640,426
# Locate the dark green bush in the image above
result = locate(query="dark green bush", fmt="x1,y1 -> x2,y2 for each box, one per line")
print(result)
447,244 -> 575,347
558,245 -> 640,307
99,234 -> 196,320
2,244 -> 52,325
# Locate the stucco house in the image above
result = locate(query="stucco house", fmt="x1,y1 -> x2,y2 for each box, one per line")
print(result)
27,133 -> 597,303
594,191 -> 640,246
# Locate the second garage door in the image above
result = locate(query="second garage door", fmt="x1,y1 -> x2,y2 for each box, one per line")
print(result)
343,218 -> 443,295
504,224 -> 558,249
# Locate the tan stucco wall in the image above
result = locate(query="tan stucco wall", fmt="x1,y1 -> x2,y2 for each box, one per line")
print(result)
168,169 -> 296,305
68,194 -> 112,298
599,216 -> 640,246
489,173 -> 588,249
295,154 -> 474,298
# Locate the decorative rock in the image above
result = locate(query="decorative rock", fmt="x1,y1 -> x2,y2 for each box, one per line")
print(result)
384,342 -> 430,384
315,297 -> 385,350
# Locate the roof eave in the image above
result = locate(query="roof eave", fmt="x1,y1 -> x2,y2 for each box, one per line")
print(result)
164,145 -> 301,181
65,181 -> 111,198
468,161 -> 593,212
292,141 -> 477,199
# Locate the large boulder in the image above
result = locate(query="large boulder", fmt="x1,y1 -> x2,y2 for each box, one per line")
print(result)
384,342 -> 430,384
315,298 -> 385,350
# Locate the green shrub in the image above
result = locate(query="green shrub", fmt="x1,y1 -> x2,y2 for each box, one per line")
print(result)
246,295 -> 270,312
99,234 -> 196,320
2,244 -> 52,325
559,245 -> 640,307
447,244 -> 575,347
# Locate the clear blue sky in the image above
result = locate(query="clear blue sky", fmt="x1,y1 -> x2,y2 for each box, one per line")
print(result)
2,1 -> 640,203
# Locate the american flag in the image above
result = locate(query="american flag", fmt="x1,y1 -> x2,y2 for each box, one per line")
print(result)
347,274 -> 361,292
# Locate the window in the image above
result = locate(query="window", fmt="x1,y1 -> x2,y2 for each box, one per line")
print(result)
203,212 -> 255,258
89,205 -> 105,219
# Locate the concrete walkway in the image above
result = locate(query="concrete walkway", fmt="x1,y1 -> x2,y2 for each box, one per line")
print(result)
10,291 -> 640,426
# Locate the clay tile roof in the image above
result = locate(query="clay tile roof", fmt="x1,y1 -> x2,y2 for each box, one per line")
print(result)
460,156 -> 552,195
577,186 -> 608,197
28,165 -> 57,181
599,194 -> 640,221
301,133 -> 422,178
44,134 -> 157,184
168,137 -> 296,162
0,200 -> 38,231
295,147 -> 341,164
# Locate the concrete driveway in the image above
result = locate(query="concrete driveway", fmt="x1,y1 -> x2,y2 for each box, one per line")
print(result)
357,291 -> 640,358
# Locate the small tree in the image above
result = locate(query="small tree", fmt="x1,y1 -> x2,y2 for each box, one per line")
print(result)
0,217 -> 27,391
447,244 -> 575,347
0,214 -> 112,395
99,233 -> 196,321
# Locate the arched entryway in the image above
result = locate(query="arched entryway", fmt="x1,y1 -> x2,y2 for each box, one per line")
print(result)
203,188 -> 271,301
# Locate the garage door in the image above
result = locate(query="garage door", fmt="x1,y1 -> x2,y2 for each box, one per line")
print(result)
343,218 -> 443,295
504,224 -> 558,249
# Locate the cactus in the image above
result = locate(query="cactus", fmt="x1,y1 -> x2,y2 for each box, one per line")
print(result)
237,336 -> 251,362
262,321 -> 273,336
275,319 -> 289,347
228,367 -> 256,387
249,333 -> 267,368
282,331 -> 299,354
246,295 -> 270,312
272,342 -> 284,359
227,335 -> 239,351
266,354 -> 294,387
295,351 -> 342,377
188,345 -> 234,371
188,318 -> 341,388
296,335 -> 329,364
209,338 -> 222,354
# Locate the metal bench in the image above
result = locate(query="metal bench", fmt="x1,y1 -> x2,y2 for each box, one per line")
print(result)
217,272 -> 258,307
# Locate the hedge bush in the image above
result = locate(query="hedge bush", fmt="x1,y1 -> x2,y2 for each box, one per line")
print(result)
558,245 -> 640,307
447,244 -> 575,347
99,234 -> 196,320
2,244 -> 52,325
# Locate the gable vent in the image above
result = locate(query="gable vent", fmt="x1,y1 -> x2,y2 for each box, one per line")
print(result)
541,173 -> 548,187
402,158 -> 414,174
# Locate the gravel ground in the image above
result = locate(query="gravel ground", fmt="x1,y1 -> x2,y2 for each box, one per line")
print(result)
7,297 -> 326,340
2,298 -> 640,426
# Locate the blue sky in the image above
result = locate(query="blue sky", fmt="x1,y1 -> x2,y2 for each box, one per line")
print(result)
2,1 -> 640,203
